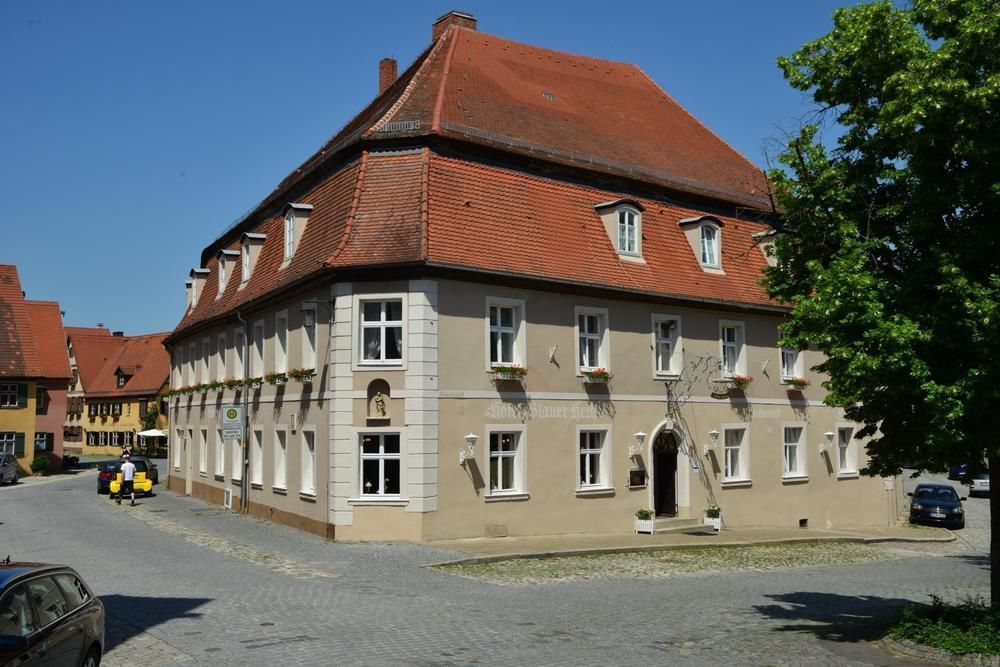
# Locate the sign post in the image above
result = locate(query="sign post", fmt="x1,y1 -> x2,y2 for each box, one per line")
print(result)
221,406 -> 244,441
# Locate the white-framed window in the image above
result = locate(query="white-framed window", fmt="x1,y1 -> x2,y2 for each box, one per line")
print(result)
576,425 -> 611,491
234,327 -> 245,379
274,311 -> 288,374
111,431 -> 120,447
301,429 -> 316,495
782,425 -> 805,478
723,426 -> 748,481
780,346 -> 804,381
359,432 -> 401,497
231,437 -> 242,481
617,208 -> 638,255
251,320 -> 265,377
485,297 -> 525,368
359,298 -> 404,364
218,256 -> 227,293
173,429 -> 182,469
485,425 -> 526,496
719,321 -> 746,376
216,333 -> 227,382
201,339 -> 211,384
187,343 -> 196,385
241,241 -> 251,283
251,429 -> 263,485
0,384 -> 18,408
837,425 -> 857,475
198,429 -> 207,475
34,433 -> 47,451
652,315 -> 682,377
284,210 -> 295,261
0,432 -> 15,455
172,350 -> 183,388
301,303 -> 317,371
123,431 -> 132,447
700,223 -> 720,267
214,429 -> 224,477
575,306 -> 609,372
273,429 -> 287,490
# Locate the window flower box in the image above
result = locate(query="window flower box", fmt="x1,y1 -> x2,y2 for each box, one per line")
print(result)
726,374 -> 753,390
634,508 -> 654,534
288,367 -> 316,382
582,367 -> 613,384
246,377 -> 263,389
784,376 -> 810,389
489,365 -> 527,383
265,372 -> 288,386
207,380 -> 225,393
224,378 -> 244,391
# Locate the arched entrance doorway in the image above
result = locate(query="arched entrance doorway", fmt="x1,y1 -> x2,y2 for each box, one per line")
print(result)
653,430 -> 678,516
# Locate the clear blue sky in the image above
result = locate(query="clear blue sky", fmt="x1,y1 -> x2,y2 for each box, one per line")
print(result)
1,0 -> 852,335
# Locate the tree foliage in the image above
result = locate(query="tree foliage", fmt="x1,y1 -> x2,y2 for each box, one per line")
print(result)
766,0 -> 999,604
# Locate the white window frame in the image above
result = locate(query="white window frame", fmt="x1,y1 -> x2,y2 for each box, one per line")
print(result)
574,306 -> 609,374
300,427 -> 316,496
233,327 -> 245,380
198,429 -> 207,476
283,210 -> 295,262
214,429 -> 224,477
484,424 -> 527,499
575,424 -> 612,493
354,294 -> 406,367
782,423 -> 807,480
34,432 -> 47,451
780,345 -> 805,382
173,428 -> 182,470
651,314 -> 682,378
358,431 -> 402,498
274,310 -> 288,374
484,297 -> 526,370
216,333 -> 227,382
231,437 -> 242,481
721,424 -> 750,484
250,429 -> 263,486
301,302 -> 317,371
0,384 -> 17,408
617,207 -> 640,255
187,343 -> 196,386
700,223 -> 720,268
241,241 -> 251,284
273,428 -> 287,491
200,339 -> 210,386
250,320 -> 265,378
218,256 -> 227,294
837,424 -> 859,477
719,320 -> 746,377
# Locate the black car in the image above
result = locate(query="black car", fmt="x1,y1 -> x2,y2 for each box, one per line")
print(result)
908,483 -> 966,529
96,457 -> 158,494
0,562 -> 104,666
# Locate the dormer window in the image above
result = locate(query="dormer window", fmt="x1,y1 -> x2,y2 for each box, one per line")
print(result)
679,215 -> 725,273
594,199 -> 644,260
700,224 -> 719,266
241,242 -> 250,282
281,203 -> 313,265
240,232 -> 266,286
216,249 -> 238,296
117,374 -> 127,388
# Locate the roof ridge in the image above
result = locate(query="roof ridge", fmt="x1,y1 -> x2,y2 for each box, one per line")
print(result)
365,30 -> 453,138
457,25 -> 639,70
431,25 -> 462,133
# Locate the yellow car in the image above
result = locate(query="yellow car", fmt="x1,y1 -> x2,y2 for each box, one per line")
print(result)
109,464 -> 153,497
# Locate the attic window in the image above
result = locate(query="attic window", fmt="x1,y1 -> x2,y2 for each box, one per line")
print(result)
284,211 -> 295,260
217,249 -> 239,296
594,199 -> 645,261
240,233 -> 266,286
618,209 -> 638,254
700,224 -> 719,267
282,203 -> 313,266
678,215 -> 725,273
241,242 -> 250,283
542,92 -> 555,101
117,374 -> 128,388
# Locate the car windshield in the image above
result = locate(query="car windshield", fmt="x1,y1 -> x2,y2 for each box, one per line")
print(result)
915,487 -> 958,501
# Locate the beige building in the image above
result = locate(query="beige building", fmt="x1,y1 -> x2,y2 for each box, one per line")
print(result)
164,12 -> 902,541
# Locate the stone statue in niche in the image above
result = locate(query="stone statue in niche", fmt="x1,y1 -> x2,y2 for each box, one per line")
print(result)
373,392 -> 387,417
366,379 -> 391,420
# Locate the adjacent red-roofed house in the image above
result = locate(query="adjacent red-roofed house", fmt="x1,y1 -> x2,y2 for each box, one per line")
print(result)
164,12 -> 901,540
0,265 -> 73,476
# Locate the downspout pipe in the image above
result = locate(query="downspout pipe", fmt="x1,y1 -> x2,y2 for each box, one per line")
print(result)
235,310 -> 250,513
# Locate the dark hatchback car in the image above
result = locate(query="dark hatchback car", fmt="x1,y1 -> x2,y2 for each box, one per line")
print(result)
908,483 -> 966,529
0,562 -> 104,666
96,456 -> 158,494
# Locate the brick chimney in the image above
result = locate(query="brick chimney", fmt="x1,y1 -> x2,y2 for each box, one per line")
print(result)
379,58 -> 397,95
432,10 -> 476,41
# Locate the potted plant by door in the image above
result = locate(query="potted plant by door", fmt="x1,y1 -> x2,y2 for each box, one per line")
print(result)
704,504 -> 722,532
634,508 -> 655,534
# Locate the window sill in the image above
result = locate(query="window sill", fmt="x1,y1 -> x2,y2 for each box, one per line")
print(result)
837,471 -> 860,479
484,492 -> 530,502
173,466 -> 181,472
653,372 -> 681,380
721,479 -> 752,488
618,253 -> 646,264
198,472 -> 208,478
357,361 -> 404,367
348,497 -> 408,506
250,482 -> 263,490
575,487 -> 615,497
781,475 -> 809,484
299,491 -> 317,502
272,486 -> 287,495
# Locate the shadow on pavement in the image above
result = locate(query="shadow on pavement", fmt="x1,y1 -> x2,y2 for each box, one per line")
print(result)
945,553 -> 991,571
753,591 -> 912,642
101,594 -> 210,651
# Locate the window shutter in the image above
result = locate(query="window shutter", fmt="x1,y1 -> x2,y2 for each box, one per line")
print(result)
46,433 -> 54,452
14,433 -> 25,457
17,384 -> 28,408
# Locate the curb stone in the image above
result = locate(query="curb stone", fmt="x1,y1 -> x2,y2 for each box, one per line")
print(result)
879,637 -> 1000,666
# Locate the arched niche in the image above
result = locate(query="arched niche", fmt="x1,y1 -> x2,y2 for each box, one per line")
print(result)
367,379 -> 391,421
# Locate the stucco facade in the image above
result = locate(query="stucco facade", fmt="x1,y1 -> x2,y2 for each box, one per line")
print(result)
0,380 -> 37,475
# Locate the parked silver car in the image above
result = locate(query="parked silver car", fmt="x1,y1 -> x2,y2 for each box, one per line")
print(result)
0,453 -> 18,485
969,471 -> 990,497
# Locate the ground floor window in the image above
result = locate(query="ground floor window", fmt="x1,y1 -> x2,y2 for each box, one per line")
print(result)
199,429 -> 207,475
782,426 -> 804,477
488,430 -> 523,495
173,429 -> 183,469
273,430 -> 287,490
231,439 -> 242,481
215,430 -> 224,477
838,426 -> 856,473
577,429 -> 609,489
34,433 -> 47,451
723,427 -> 747,481
251,430 -> 263,486
301,430 -> 315,495
0,432 -> 16,455
360,433 -> 400,497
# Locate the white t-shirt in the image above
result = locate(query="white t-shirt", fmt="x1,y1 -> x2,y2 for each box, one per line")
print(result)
121,461 -> 136,482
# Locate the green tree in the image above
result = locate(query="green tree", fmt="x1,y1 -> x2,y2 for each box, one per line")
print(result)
766,0 -> 999,605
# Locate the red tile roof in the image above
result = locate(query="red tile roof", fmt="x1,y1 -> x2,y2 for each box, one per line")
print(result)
65,326 -> 111,339
72,332 -> 170,398
24,301 -> 72,380
0,265 -> 43,378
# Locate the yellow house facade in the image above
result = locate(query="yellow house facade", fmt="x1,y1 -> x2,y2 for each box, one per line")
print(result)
0,380 -> 37,475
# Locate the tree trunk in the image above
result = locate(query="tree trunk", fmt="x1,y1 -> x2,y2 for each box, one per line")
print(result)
991,453 -> 998,609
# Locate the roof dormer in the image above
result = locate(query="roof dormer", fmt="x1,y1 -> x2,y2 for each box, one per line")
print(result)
189,268 -> 210,307
594,199 -> 645,263
240,233 -> 266,287
752,229 -> 780,268
185,279 -> 193,310
282,203 -> 313,266
216,249 -> 239,297
678,215 -> 725,274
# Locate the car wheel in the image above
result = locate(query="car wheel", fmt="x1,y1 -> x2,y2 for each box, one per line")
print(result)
81,645 -> 101,667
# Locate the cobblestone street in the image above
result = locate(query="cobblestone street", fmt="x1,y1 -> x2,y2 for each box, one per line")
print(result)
1,468 -> 990,666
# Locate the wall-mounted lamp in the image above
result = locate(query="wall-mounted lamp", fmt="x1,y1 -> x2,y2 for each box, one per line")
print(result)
703,429 -> 720,456
819,431 -> 834,453
459,433 -> 478,465
301,308 -> 316,328
629,431 -> 646,459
